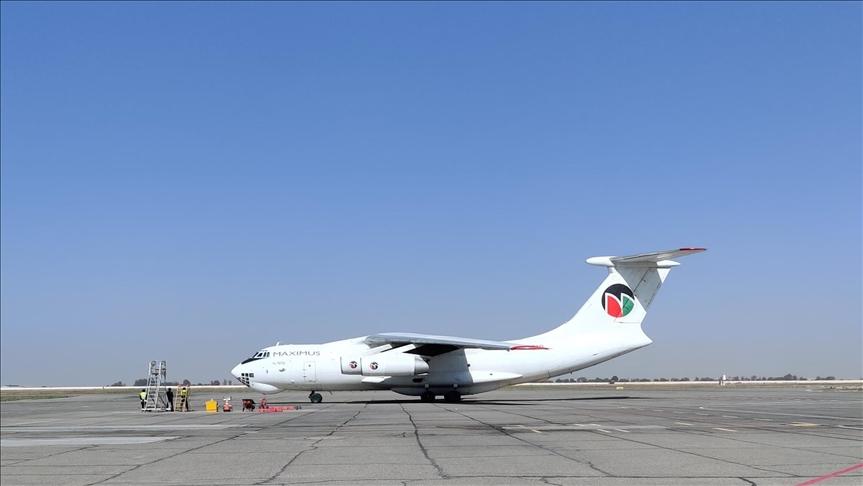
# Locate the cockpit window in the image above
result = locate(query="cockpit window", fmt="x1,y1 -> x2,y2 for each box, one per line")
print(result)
241,350 -> 268,364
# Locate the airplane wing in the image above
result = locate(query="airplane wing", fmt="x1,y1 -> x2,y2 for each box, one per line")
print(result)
364,332 -> 512,351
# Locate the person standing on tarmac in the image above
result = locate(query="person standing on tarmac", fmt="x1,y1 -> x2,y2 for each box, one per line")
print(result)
166,387 -> 174,411
179,386 -> 188,411
139,389 -> 147,409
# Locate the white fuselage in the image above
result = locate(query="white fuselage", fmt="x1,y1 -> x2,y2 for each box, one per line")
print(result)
230,248 -> 704,399
231,327 -> 652,396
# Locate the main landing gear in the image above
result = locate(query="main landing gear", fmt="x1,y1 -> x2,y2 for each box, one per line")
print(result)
308,391 -> 323,403
420,391 -> 435,402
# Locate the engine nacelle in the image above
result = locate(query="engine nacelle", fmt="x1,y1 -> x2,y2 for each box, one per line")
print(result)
359,354 -> 429,376
340,357 -> 363,375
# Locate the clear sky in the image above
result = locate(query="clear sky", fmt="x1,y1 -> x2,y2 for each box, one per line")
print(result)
2,2 -> 860,386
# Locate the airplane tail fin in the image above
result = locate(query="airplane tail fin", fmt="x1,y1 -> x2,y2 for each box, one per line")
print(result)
538,248 -> 705,339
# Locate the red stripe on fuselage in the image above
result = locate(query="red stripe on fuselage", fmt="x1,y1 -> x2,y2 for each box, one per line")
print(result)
510,345 -> 549,350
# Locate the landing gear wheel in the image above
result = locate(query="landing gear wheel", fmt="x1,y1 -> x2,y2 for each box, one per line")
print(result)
443,391 -> 461,403
420,392 -> 435,402
309,392 -> 323,403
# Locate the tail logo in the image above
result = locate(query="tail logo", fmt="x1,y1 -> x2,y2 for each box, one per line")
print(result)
601,284 -> 635,318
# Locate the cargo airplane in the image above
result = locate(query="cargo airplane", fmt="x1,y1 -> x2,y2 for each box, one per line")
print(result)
231,248 -> 704,402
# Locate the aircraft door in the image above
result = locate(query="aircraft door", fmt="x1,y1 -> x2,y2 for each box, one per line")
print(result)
303,361 -> 316,383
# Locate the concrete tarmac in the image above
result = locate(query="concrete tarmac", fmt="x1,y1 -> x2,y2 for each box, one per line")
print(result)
1,386 -> 861,485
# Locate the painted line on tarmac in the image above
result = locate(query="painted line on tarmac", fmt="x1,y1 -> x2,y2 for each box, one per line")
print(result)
1,424 -> 244,432
795,462 -> 863,486
508,424 -> 665,432
698,406 -> 862,421
2,419 -> 63,426
713,427 -> 737,432
1,436 -> 179,447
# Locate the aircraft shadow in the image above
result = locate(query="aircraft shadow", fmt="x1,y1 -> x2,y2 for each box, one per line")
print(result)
454,396 -> 649,406
266,396 -> 650,406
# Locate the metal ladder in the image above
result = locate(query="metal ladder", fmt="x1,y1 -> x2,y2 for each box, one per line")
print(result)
143,360 -> 168,412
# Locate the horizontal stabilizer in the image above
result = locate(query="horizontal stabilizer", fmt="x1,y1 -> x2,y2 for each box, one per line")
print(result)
612,247 -> 706,264
587,248 -> 706,267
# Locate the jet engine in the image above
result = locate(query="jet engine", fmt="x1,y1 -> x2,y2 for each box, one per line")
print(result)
340,357 -> 363,375
341,354 -> 429,376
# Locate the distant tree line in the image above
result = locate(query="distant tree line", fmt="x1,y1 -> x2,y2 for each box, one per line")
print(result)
109,374 -> 843,387
109,379 -> 235,387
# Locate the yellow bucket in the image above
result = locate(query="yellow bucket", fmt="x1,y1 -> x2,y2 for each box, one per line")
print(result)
205,399 -> 218,413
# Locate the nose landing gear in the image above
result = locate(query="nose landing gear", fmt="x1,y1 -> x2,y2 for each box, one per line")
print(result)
308,391 -> 323,403
443,390 -> 461,403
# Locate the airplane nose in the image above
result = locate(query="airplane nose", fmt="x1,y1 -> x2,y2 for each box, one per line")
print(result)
231,364 -> 242,380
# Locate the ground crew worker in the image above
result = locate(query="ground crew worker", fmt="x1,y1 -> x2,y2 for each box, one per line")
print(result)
139,389 -> 147,409
166,387 -> 174,411
179,386 -> 188,411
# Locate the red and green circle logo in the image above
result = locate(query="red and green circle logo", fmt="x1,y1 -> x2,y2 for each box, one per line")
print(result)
601,284 -> 635,318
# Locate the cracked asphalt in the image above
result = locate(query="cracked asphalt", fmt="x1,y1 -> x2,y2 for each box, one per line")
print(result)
2,386 -> 861,485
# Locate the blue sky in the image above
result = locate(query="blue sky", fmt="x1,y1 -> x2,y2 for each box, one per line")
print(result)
2,2 -> 860,385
